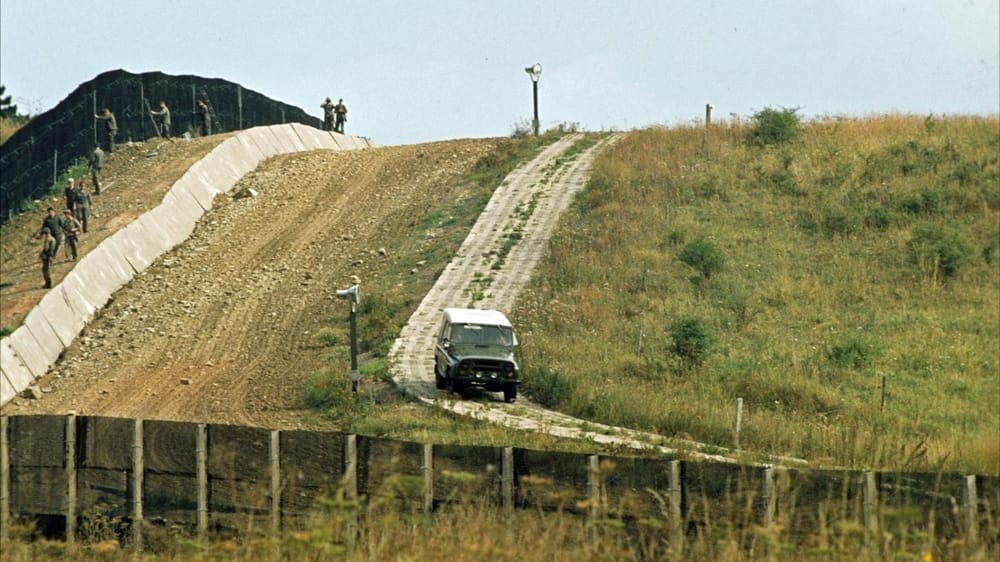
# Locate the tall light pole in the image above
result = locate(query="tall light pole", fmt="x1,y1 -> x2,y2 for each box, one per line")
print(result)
524,63 -> 542,136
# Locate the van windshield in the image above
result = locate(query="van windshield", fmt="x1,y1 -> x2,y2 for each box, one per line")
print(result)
449,324 -> 514,346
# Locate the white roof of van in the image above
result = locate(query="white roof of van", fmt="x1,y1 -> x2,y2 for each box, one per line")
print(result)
442,308 -> 512,327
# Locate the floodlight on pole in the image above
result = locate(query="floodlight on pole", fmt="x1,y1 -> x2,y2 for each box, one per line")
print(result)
524,63 -> 542,136
335,281 -> 361,393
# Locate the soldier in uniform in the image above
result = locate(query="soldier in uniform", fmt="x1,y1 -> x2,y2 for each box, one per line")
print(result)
321,97 -> 335,131
74,180 -> 92,232
39,227 -> 57,289
149,100 -> 171,138
89,144 -> 105,194
195,99 -> 212,136
61,210 -> 82,261
334,98 -> 347,133
94,108 -> 118,152
38,207 -> 63,259
64,178 -> 77,214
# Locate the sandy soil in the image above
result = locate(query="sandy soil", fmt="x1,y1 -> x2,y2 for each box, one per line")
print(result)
0,136 -> 498,429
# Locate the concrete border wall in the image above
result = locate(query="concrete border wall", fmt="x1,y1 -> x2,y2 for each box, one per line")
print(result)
0,125 -> 373,405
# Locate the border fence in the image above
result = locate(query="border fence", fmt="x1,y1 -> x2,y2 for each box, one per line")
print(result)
0,414 -> 995,550
0,69 -> 322,223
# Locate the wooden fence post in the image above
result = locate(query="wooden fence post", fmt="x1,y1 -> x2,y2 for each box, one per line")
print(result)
131,419 -> 143,551
344,434 -> 358,557
733,397 -> 743,449
587,455 -> 600,518
0,416 -> 8,544
863,471 -> 877,537
762,466 -> 775,526
269,430 -> 281,533
66,414 -> 77,543
669,460 -> 683,544
196,423 -> 208,541
963,475 -> 978,544
422,443 -> 434,514
502,447 -> 514,510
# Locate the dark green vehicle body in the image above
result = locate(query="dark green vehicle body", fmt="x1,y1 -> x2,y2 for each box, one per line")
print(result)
434,308 -> 520,402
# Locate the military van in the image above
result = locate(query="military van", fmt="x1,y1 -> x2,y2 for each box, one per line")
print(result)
434,308 -> 520,402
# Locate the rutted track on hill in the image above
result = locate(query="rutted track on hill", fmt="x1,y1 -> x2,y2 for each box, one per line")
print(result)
388,133 -> 737,460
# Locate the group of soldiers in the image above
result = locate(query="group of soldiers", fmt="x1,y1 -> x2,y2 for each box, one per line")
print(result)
36,148 -> 105,289
320,97 -> 348,133
92,99 -> 212,152
37,95 -> 342,289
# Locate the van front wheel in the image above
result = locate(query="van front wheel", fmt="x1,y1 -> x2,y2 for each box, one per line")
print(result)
503,385 -> 517,403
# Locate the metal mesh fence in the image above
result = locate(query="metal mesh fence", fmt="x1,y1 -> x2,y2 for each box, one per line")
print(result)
2,414 -> 995,544
0,69 -> 321,222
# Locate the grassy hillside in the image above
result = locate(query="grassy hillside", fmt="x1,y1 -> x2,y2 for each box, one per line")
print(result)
515,114 -> 999,475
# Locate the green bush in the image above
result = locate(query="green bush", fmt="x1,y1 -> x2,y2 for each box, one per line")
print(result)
677,236 -> 725,280
524,367 -> 575,408
906,222 -> 976,281
301,368 -> 352,410
826,335 -> 880,370
668,317 -> 715,366
746,106 -> 802,147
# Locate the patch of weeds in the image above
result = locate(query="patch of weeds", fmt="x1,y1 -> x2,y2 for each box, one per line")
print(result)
826,334 -> 880,370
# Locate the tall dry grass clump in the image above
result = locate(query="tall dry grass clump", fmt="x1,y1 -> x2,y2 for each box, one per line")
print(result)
515,114 -> 1000,474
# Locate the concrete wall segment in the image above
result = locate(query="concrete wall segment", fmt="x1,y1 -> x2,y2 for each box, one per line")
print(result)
186,160 -> 230,199
241,127 -> 282,158
145,200 -> 194,248
267,124 -> 308,153
233,132 -> 268,162
1,339 -> 34,402
256,126 -> 291,155
5,329 -> 47,380
1,369 -> 17,405
36,287 -> 82,348
136,211 -> 179,254
20,310 -> 62,376
109,227 -> 153,274
174,171 -> 216,211
57,271 -> 100,322
210,138 -> 260,181
289,123 -> 324,150
163,183 -> 206,227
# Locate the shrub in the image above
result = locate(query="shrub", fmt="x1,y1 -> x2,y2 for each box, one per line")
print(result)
746,106 -> 802,147
826,335 -> 879,370
668,317 -> 714,366
821,206 -> 855,238
906,222 -> 976,281
301,368 -> 352,410
524,367 -> 575,408
677,236 -> 725,280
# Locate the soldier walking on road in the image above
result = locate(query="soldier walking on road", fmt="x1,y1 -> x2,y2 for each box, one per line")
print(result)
89,144 -> 105,194
321,97 -> 335,131
75,181 -> 92,232
150,100 -> 172,138
334,98 -> 347,133
94,108 -> 118,152
39,227 -> 57,289
38,207 -> 63,259
61,210 -> 82,261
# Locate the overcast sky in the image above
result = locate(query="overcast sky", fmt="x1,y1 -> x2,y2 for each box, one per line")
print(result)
2,0 -> 998,146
